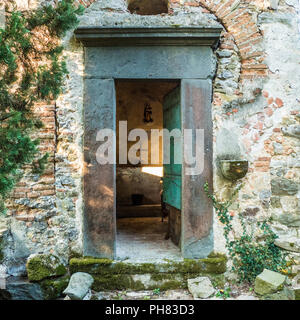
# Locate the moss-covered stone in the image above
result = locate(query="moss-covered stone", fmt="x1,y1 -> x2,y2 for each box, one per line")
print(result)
68,254 -> 227,291
159,280 -> 184,290
91,273 -> 195,291
255,269 -> 286,295
262,287 -> 295,300
69,257 -> 113,274
90,272 -> 224,291
92,274 -> 136,291
40,275 -> 70,300
26,254 -> 67,282
69,253 -> 227,276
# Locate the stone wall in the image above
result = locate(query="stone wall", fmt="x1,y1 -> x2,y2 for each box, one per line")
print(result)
1,0 -> 299,274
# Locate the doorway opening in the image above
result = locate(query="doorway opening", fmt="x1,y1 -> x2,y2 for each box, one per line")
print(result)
115,80 -> 182,261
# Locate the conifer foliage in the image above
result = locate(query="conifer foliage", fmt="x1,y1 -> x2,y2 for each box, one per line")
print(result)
0,0 -> 84,213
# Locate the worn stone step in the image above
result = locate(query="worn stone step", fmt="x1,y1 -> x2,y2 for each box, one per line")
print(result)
69,253 -> 227,291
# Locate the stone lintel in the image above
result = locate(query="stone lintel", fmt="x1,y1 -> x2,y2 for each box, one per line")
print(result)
75,27 -> 222,47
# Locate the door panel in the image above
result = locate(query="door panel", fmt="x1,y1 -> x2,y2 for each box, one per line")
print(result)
84,79 -> 116,259
181,79 -> 213,259
163,86 -> 182,210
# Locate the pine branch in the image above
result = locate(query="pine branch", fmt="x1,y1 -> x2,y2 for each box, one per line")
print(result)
0,0 -> 84,213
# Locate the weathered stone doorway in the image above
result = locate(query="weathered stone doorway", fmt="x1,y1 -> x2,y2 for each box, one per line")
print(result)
115,80 -> 181,261
75,26 -> 222,260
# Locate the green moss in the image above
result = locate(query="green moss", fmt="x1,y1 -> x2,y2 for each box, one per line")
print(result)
165,255 -> 227,274
91,272 -> 203,291
70,258 -> 159,275
41,275 -> 70,300
200,253 -> 227,274
131,280 -> 146,291
114,262 -> 157,274
150,273 -> 187,290
92,274 -> 135,291
150,273 -> 169,282
68,254 -> 227,291
74,257 -> 113,265
69,258 -> 114,275
69,254 -> 227,276
159,280 -> 184,290
26,254 -> 67,282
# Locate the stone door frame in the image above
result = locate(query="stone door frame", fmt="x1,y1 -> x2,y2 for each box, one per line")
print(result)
75,26 -> 222,259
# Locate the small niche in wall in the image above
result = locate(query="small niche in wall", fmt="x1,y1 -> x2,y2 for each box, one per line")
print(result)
128,0 -> 169,15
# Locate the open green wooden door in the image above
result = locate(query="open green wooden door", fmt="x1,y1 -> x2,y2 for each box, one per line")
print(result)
162,86 -> 182,210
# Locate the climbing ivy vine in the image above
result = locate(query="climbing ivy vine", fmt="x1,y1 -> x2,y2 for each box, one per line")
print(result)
204,182 -> 288,283
0,0 -> 84,213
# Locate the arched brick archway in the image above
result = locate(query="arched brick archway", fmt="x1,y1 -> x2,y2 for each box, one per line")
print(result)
194,0 -> 267,80
74,0 -> 268,81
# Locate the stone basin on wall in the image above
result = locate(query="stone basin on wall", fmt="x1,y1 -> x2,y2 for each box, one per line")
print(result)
220,160 -> 249,181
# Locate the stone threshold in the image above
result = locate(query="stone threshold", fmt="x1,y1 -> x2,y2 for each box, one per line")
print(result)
69,253 -> 227,291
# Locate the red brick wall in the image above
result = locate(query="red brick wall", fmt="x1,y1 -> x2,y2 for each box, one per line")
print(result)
6,103 -> 56,222
171,0 -> 268,80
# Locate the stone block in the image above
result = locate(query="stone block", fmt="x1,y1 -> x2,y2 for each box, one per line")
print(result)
26,254 -> 67,282
275,236 -> 300,253
69,254 -> 227,275
187,276 -> 215,299
85,46 -> 213,80
63,272 -> 94,300
254,269 -> 286,295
